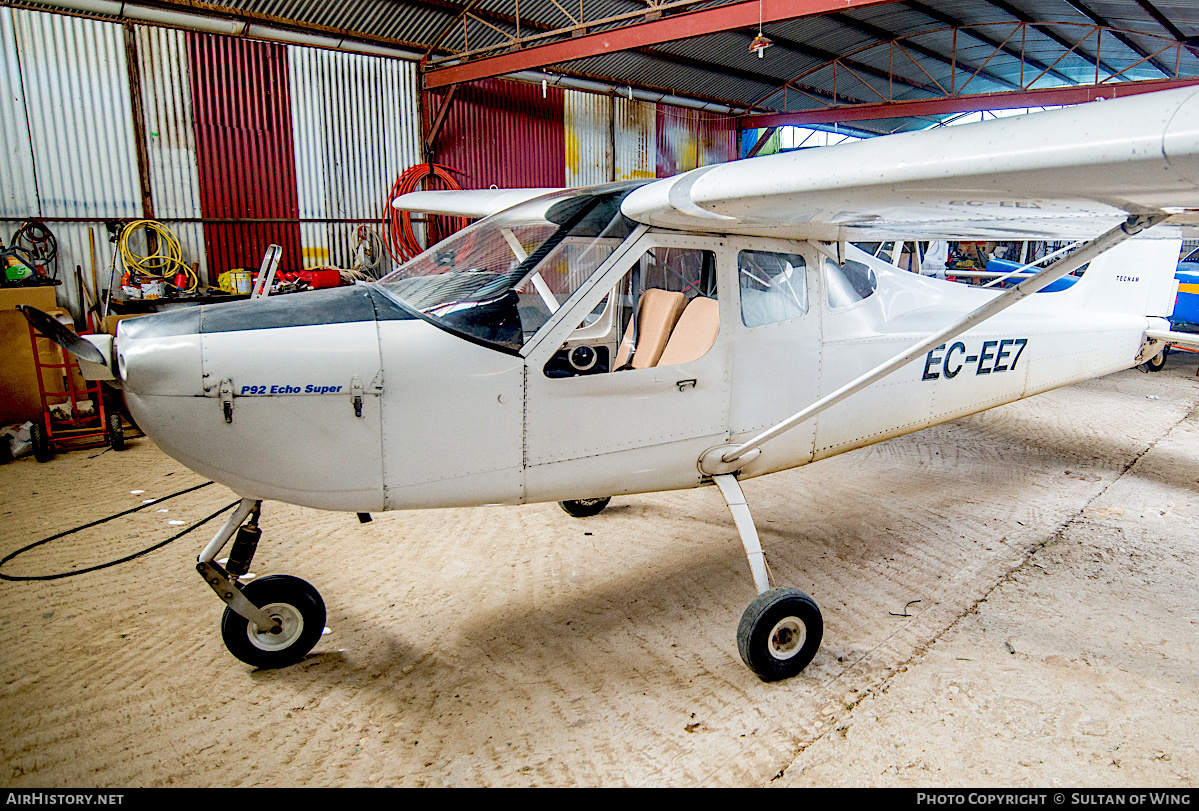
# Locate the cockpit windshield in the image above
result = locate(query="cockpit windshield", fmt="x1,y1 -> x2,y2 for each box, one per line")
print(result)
376,183 -> 644,353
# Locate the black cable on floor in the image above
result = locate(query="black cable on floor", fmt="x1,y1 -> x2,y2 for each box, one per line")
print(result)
0,481 -> 238,582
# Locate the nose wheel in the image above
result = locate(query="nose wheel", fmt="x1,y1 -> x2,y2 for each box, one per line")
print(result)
220,574 -> 326,669
197,499 -> 326,668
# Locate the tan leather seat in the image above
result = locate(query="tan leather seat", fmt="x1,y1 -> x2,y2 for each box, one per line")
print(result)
657,296 -> 719,367
614,288 -> 687,369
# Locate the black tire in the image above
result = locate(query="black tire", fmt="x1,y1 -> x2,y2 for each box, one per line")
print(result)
107,413 -> 125,450
29,422 -> 53,463
1146,349 -> 1168,372
558,497 -> 611,518
737,587 -> 823,681
220,574 -> 325,669
101,382 -> 138,431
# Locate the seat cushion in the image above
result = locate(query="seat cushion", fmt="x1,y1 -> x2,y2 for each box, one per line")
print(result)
614,288 -> 688,369
657,296 -> 719,367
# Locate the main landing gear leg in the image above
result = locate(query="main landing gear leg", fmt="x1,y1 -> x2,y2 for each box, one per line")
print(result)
712,474 -> 823,681
196,498 -> 325,668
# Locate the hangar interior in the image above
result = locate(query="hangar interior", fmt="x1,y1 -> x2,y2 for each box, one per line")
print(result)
3,0 -> 1199,789
5,0 -> 1199,322
4,0 -> 1199,443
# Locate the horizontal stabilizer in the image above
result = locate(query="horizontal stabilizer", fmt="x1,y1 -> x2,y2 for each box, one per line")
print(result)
1146,328 -> 1199,351
392,188 -> 563,219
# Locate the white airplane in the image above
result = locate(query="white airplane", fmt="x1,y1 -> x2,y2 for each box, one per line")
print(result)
22,85 -> 1199,680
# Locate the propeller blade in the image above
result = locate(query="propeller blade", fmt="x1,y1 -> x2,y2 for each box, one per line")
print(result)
17,305 -> 106,366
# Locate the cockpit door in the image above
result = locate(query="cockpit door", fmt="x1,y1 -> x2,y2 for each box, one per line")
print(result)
521,233 -> 733,503
726,239 -> 822,478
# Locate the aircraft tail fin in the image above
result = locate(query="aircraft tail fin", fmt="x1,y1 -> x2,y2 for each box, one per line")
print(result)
1062,237 -> 1180,318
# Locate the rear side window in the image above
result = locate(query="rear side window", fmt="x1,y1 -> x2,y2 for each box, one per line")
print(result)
825,259 -> 877,309
739,250 -> 807,327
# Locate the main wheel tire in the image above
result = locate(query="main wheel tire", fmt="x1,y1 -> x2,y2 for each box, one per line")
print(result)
107,413 -> 125,450
737,587 -> 823,681
220,574 -> 325,669
30,422 -> 53,463
1146,349 -> 1168,372
558,497 -> 611,518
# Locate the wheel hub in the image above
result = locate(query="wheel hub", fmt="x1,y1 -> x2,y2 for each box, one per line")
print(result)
768,616 -> 806,660
247,602 -> 303,651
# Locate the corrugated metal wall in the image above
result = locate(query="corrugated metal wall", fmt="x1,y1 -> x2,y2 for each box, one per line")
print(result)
563,91 -> 739,188
615,97 -> 657,182
1,8 -> 427,319
432,78 -> 566,190
136,24 -> 209,283
188,32 -> 304,276
3,8 -> 143,321
655,104 -> 739,177
0,7 -> 742,324
0,8 -> 39,219
289,47 -> 420,269
565,89 -> 612,187
1,8 -> 427,321
13,11 -> 142,220
564,92 -> 660,187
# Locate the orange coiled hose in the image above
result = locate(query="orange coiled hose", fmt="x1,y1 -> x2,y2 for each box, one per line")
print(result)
383,163 -> 468,263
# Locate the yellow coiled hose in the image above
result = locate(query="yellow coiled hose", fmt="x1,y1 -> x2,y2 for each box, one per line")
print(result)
118,220 -> 198,292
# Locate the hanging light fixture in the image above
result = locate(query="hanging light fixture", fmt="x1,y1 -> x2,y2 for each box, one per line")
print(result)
750,0 -> 772,58
750,32 -> 773,58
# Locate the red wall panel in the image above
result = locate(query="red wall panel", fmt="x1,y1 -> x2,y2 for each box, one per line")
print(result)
188,32 -> 302,275
431,78 -> 565,190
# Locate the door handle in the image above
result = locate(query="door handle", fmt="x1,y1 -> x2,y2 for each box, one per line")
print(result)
676,379 -> 697,391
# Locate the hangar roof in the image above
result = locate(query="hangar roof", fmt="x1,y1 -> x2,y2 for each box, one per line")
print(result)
23,0 -> 1199,134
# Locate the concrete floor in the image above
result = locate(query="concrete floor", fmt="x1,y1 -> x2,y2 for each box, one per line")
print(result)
1,360 -> 1197,787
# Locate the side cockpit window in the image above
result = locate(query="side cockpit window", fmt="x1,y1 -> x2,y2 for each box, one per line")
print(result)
614,247 -> 717,369
739,250 -> 807,327
825,258 -> 877,309
544,246 -> 719,378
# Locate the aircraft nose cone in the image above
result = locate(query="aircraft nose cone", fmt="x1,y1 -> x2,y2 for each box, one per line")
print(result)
119,285 -> 414,341
116,308 -> 203,396
115,286 -> 414,395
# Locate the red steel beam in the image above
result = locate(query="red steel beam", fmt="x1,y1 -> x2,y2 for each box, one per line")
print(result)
739,77 -> 1199,127
424,0 -> 897,89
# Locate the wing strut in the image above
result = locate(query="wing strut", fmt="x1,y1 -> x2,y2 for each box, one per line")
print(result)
699,213 -> 1167,476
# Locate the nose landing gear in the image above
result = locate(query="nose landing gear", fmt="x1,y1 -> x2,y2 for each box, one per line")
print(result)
197,499 -> 325,668
219,574 -> 326,669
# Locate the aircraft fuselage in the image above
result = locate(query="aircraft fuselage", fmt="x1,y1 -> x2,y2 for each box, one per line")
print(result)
116,216 -> 1178,514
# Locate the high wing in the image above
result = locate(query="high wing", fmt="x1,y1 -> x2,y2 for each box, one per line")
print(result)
392,187 -> 563,219
621,86 -> 1199,242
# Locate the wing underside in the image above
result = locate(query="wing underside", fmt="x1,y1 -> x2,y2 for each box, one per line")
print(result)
621,86 -> 1199,241
389,88 -> 1199,242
